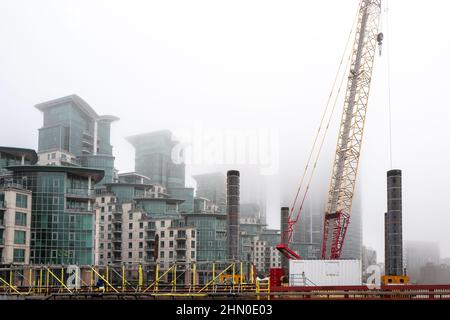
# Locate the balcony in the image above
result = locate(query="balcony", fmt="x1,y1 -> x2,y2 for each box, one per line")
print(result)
66,207 -> 94,213
175,233 -> 187,240
82,131 -> 94,139
81,146 -> 92,154
112,237 -> 122,243
175,244 -> 187,251
176,255 -> 187,262
82,138 -> 94,147
66,188 -> 95,199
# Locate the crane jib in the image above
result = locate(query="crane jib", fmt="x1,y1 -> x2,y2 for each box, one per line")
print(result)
322,0 -> 382,260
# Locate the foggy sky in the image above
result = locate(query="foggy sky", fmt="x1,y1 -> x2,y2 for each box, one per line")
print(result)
1,0 -> 450,261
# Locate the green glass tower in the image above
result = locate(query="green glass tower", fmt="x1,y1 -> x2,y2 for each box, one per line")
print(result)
7,165 -> 103,265
126,130 -> 185,189
35,95 -> 119,186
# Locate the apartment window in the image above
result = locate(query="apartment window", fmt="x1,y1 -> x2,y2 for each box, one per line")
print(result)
191,251 -> 195,259
15,212 -> 27,226
129,223 -> 133,229
108,234 -> 111,240
51,250 -> 57,258
13,249 -> 25,263
139,252 -> 143,259
191,230 -> 195,238
100,226 -> 104,231
108,224 -> 112,231
52,215 -> 58,223
101,197 -> 105,203
108,243 -> 111,249
14,231 -> 26,244
161,221 -> 165,228
139,232 -> 143,239
169,230 -> 173,237
16,194 -> 28,208
191,240 -> 195,248
69,232 -> 75,241
128,252 -> 132,259
100,254 -> 104,259
140,222 -> 143,229
129,213 -> 133,220
160,251 -> 165,258
101,207 -> 105,213
52,232 -> 58,240
169,241 -> 173,248
69,215 -> 75,223
108,215 -> 112,221
161,231 -> 165,238
139,242 -> 143,249
169,251 -> 173,258
51,152 -> 56,159
100,243 -> 104,249
108,206 -> 112,211
107,253 -> 111,258
160,241 -> 164,248
128,243 -> 132,249
101,216 -> 105,222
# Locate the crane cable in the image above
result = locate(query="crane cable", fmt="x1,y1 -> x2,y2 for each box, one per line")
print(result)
288,2 -> 361,226
290,44 -> 353,233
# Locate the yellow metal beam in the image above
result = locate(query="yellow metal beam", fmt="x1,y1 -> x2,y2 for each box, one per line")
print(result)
46,268 -> 72,293
90,267 -> 119,293
138,264 -> 143,291
198,263 -> 233,293
122,265 -> 126,292
0,276 -> 21,295
142,264 -> 174,293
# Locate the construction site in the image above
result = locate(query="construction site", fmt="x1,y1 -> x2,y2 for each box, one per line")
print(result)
1,0 -> 449,301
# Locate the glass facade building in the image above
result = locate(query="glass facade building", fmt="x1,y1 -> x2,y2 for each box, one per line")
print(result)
126,130 -> 185,189
35,95 -> 119,186
193,173 -> 226,213
183,212 -> 227,262
6,165 -> 103,265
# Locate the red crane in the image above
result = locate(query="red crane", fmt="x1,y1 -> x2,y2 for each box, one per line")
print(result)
277,0 -> 382,261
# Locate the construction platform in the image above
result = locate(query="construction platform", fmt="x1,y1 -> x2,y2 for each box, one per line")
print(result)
1,263 -> 450,300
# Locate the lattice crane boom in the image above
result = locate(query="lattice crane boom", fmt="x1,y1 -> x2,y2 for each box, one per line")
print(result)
321,0 -> 382,259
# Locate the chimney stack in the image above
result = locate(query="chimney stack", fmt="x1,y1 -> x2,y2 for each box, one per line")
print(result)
227,170 -> 240,260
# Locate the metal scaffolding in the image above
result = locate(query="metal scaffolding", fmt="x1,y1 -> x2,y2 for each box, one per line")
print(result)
0,261 -> 271,300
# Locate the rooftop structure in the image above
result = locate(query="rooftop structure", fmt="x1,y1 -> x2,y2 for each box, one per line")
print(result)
126,130 -> 185,189
35,94 -> 119,185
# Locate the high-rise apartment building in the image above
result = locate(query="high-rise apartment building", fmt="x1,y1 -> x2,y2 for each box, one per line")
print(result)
7,165 -> 103,265
126,130 -> 185,189
193,172 -> 226,213
35,95 -> 119,185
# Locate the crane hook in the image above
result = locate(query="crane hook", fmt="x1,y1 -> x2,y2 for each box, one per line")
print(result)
377,32 -> 384,56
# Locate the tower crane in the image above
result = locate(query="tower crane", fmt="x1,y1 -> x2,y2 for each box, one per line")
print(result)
277,0 -> 383,261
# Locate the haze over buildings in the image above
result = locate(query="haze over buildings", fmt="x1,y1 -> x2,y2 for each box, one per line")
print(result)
1,0 -> 450,260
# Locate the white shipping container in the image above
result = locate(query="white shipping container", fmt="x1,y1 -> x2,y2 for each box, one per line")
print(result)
289,260 -> 362,286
